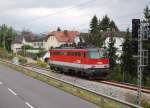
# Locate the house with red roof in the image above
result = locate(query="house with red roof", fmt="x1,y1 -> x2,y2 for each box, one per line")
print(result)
45,30 -> 80,49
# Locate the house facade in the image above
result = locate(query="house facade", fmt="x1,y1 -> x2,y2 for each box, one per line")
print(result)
102,31 -> 126,56
11,31 -> 80,53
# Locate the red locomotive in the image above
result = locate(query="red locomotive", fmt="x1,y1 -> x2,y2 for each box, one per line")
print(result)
49,48 -> 110,79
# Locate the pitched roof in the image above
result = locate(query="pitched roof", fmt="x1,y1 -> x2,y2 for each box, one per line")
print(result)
12,35 -> 24,44
12,33 -> 48,44
48,31 -> 80,43
31,34 -> 48,42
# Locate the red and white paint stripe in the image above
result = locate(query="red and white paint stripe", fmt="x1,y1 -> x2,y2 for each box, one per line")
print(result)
50,61 -> 109,69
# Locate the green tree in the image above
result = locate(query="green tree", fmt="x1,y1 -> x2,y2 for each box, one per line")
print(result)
98,19 -> 101,31
6,27 -> 16,52
21,45 -> 33,50
120,28 -> 136,82
99,15 -> 118,32
84,15 -> 119,48
87,15 -> 103,47
89,15 -> 99,33
0,24 -> 17,52
107,35 -> 117,70
0,24 -> 7,48
100,15 -> 110,31
109,20 -> 119,31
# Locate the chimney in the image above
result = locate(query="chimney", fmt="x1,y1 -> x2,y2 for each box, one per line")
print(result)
64,30 -> 68,37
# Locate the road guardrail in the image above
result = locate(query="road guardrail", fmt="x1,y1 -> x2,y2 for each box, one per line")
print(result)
0,59 -> 142,108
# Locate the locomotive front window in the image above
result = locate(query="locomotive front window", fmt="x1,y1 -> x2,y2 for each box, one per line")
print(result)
89,51 -> 105,59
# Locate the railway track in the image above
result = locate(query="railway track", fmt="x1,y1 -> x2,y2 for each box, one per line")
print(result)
23,63 -> 150,94
99,80 -> 150,94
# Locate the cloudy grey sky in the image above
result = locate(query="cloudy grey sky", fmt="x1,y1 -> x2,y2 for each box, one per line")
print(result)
0,0 -> 150,33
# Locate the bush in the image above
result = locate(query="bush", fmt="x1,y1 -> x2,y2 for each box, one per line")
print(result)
18,56 -> 27,64
125,93 -> 150,108
106,65 -> 123,82
142,98 -> 150,108
35,61 -> 48,68
21,45 -> 34,49
0,47 -> 14,60
18,51 -> 38,60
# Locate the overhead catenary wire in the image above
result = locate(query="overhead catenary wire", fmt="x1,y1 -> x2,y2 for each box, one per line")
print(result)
23,0 -> 97,27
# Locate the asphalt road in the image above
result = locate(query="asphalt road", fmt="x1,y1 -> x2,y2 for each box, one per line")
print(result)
0,63 -> 99,108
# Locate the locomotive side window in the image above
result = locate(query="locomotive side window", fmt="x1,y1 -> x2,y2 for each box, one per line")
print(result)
67,52 -> 70,56
67,52 -> 72,56
75,52 -> 78,56
70,52 -> 74,56
64,52 -> 67,56
75,52 -> 80,56
78,52 -> 81,56
59,52 -> 64,55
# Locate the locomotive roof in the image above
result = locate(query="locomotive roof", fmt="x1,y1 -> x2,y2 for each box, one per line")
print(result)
50,48 -> 105,51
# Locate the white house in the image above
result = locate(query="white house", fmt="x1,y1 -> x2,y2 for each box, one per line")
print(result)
105,37 -> 124,56
100,31 -> 126,57
11,34 -> 33,53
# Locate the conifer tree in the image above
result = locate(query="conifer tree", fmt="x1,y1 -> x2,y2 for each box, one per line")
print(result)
100,15 -> 110,31
109,20 -> 119,31
120,28 -> 136,82
87,15 -> 103,47
107,35 -> 117,69
85,15 -> 119,48
89,15 -> 98,33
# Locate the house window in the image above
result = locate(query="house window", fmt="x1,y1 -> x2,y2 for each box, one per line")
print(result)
33,43 -> 36,46
41,42 -> 43,47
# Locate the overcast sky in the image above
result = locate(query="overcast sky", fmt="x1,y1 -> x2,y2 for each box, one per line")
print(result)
0,0 -> 150,33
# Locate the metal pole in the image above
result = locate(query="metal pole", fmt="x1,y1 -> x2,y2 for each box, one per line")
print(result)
137,22 -> 149,106
24,43 -> 25,57
137,22 -> 142,106
3,32 -> 6,50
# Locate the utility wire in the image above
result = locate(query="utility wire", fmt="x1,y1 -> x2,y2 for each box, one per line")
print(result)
11,0 -> 149,33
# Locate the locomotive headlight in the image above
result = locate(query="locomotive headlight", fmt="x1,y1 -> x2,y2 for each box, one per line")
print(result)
97,62 -> 103,64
